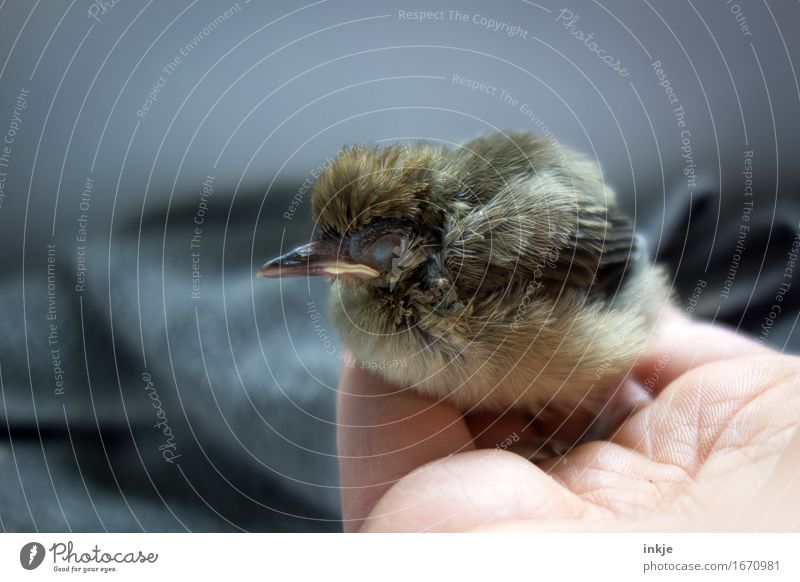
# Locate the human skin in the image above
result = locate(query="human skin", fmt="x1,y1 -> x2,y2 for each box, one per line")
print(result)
336,309 -> 800,532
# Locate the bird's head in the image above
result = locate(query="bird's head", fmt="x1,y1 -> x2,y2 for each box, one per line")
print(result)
258,144 -> 449,292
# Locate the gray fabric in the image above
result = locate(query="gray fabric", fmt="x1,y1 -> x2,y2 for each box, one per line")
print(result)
655,183 -> 800,350
1,191 -> 342,531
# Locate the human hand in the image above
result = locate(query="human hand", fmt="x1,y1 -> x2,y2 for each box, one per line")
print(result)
336,310 -> 800,532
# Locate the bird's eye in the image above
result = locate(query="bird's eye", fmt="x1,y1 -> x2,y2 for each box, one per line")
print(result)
348,231 -> 403,272
368,236 -> 397,264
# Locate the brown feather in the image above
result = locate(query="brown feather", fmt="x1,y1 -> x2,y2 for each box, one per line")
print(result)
310,132 -> 672,443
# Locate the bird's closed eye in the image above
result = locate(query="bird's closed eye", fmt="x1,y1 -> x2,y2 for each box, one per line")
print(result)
348,231 -> 403,271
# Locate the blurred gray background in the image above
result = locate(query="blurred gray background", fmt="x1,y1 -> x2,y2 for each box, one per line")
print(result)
0,0 -> 798,531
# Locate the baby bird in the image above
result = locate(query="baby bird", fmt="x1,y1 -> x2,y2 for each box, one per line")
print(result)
260,132 -> 670,450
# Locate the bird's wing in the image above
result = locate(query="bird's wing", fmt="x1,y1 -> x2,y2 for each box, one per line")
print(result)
545,210 -> 643,300
443,171 -> 644,301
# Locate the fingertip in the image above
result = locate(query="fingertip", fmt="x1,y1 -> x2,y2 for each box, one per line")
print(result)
616,353 -> 800,477
634,312 -> 773,394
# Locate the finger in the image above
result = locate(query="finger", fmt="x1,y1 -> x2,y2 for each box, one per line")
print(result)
616,354 -> 800,478
692,418 -> 800,531
743,421 -> 800,530
361,449 -> 587,532
541,355 -> 800,520
337,360 -> 475,532
634,308 -> 774,395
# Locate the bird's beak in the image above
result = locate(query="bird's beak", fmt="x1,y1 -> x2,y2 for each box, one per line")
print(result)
257,241 -> 380,280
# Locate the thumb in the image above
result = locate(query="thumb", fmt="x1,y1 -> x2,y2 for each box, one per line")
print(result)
336,356 -> 475,531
